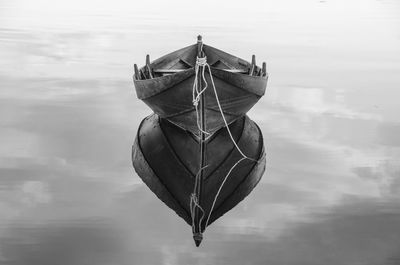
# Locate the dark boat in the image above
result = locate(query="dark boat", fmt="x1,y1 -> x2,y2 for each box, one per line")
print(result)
132,114 -> 266,246
133,36 -> 268,136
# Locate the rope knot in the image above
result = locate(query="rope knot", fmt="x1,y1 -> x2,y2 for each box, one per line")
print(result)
196,56 -> 207,67
190,193 -> 198,202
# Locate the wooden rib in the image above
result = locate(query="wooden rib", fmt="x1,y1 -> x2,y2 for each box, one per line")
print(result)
179,58 -> 193,67
203,44 -> 250,69
139,69 -> 146,79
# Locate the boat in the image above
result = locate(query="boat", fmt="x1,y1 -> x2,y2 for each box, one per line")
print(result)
133,36 -> 268,136
132,114 -> 266,246
132,36 -> 268,246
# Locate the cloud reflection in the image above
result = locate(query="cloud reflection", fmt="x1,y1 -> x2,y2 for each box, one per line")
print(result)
1,0 -> 400,263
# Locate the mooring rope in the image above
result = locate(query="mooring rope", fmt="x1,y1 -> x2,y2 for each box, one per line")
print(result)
192,56 -> 210,136
189,54 -> 209,235
190,53 -> 261,232
189,166 -> 208,233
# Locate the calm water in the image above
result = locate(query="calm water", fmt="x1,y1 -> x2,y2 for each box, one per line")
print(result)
1,0 -> 400,264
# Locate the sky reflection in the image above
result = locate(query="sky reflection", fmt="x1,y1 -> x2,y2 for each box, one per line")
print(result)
1,0 -> 400,264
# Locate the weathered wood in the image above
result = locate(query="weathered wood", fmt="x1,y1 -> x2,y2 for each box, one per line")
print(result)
193,34 -> 205,247
146,65 -> 153,78
151,45 -> 198,69
203,44 -> 250,70
251,54 -> 256,65
132,36 -> 268,247
249,65 -> 254,76
146,54 -> 151,65
132,116 -> 192,224
153,68 -> 247,74
249,55 -> 256,75
139,69 -> 146,80
145,54 -> 153,79
179,58 -> 193,67
132,114 -> 266,234
139,41 -> 257,75
153,69 -> 189,73
197,35 -> 202,55
133,37 -> 268,135
210,68 -> 267,96
262,62 -> 267,77
134,64 -> 140,80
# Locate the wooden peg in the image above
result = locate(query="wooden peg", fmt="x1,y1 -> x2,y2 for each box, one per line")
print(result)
249,55 -> 256,75
146,54 -> 150,66
145,54 -> 153,79
262,62 -> 267,77
134,64 -> 140,80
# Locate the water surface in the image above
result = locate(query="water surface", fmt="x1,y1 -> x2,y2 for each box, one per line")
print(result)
1,0 -> 400,264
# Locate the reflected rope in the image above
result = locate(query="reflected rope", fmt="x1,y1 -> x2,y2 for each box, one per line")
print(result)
190,53 -> 260,231
189,165 -> 208,234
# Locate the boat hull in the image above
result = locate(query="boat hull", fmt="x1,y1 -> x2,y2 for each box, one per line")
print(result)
132,114 -> 266,230
133,43 -> 268,136
134,68 -> 266,136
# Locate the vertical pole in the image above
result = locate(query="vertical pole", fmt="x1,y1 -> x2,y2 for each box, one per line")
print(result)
262,62 -> 267,77
134,64 -> 140,80
193,35 -> 205,247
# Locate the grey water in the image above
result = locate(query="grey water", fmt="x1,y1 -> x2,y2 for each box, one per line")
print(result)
1,0 -> 400,264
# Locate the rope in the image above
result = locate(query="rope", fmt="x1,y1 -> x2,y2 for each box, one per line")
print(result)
190,52 -> 209,235
206,62 -> 257,161
189,166 -> 208,233
192,56 -> 210,135
204,157 -> 247,227
203,61 -> 259,228
190,53 -> 261,233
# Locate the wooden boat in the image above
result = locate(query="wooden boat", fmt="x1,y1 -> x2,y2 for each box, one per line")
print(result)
132,114 -> 266,246
133,36 -> 268,136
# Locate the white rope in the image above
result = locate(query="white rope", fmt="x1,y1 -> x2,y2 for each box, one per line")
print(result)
203,61 -> 259,228
192,56 -> 210,135
190,194 -> 205,233
190,54 -> 261,232
206,63 -> 257,161
189,165 -> 208,233
204,157 -> 247,227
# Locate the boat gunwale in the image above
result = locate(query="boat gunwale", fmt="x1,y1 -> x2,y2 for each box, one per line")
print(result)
133,66 -> 267,100
133,43 -> 268,81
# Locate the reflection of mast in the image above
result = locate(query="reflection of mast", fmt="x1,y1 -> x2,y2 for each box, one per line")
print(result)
192,35 -> 206,247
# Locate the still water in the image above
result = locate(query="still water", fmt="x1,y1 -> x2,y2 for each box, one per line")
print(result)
1,0 -> 400,264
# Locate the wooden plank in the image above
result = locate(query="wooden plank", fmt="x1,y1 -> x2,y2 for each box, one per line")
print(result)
179,58 -> 193,67
146,54 -> 153,79
249,55 -> 256,75
153,68 -> 247,74
134,64 -> 140,80
262,62 -> 267,77
139,69 -> 146,80
203,44 -> 250,69
151,44 -> 197,69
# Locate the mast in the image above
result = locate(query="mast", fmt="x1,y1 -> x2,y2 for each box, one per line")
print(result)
193,35 -> 206,247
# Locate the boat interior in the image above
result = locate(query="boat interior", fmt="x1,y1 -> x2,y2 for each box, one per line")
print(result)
133,44 -> 267,80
